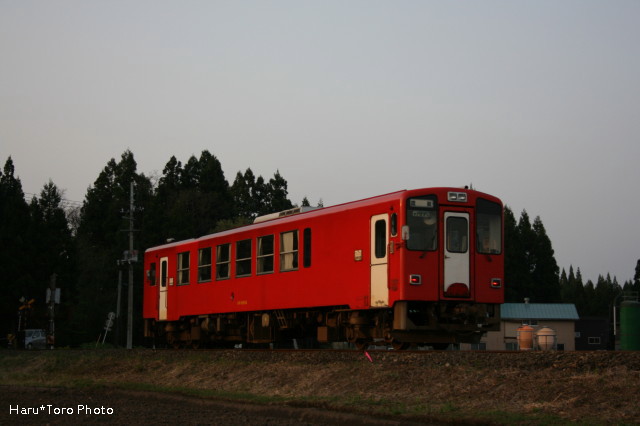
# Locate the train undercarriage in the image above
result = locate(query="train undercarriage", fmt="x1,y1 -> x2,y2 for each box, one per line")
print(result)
144,301 -> 500,350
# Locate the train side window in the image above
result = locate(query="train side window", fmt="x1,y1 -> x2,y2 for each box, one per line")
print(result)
257,235 -> 274,274
198,247 -> 212,283
148,263 -> 156,286
236,239 -> 252,277
216,243 -> 230,280
390,213 -> 397,237
280,230 -> 298,271
177,251 -> 190,285
374,219 -> 386,258
303,228 -> 311,268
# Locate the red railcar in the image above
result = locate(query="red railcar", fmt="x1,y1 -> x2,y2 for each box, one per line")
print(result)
143,187 -> 503,348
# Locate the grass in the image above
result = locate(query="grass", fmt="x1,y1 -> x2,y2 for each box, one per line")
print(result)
0,349 -> 621,425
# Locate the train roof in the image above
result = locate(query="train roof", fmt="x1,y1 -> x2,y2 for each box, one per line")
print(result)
145,187 -> 500,253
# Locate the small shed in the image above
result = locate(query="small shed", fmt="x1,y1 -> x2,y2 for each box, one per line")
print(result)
479,302 -> 580,351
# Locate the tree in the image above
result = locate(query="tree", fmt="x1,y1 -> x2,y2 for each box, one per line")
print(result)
504,208 -> 560,303
147,151 -> 233,243
504,208 -> 535,302
27,181 -> 75,344
0,157 -> 32,334
266,170 -> 293,213
628,259 -> 640,293
230,168 -> 295,219
530,216 -> 560,302
231,169 -> 257,220
74,150 -> 152,345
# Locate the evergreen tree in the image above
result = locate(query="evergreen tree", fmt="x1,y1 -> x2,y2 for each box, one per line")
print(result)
253,176 -> 269,216
231,169 -> 257,220
181,155 -> 200,189
531,216 -> 560,302
267,170 -> 293,213
193,150 -> 233,235
74,150 -> 152,345
503,206 -> 521,302
148,151 -> 232,242
0,157 -> 32,334
27,181 -> 75,344
504,208 -> 536,302
574,268 -> 586,315
583,279 -> 596,315
504,207 -> 561,303
559,268 -> 570,301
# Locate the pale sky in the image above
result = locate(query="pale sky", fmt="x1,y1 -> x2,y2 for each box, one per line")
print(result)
1,1 -> 639,285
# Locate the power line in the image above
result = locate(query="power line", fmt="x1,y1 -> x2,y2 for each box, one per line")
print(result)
23,192 -> 83,208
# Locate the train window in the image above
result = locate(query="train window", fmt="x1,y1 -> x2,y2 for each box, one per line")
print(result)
148,263 -> 156,286
390,213 -> 397,237
406,196 -> 438,251
198,247 -> 212,283
216,244 -> 230,280
476,198 -> 502,254
446,217 -> 468,253
303,228 -> 311,268
257,235 -> 274,274
374,219 -> 386,259
236,239 -> 252,277
160,260 -> 167,287
280,230 -> 298,271
177,251 -> 190,285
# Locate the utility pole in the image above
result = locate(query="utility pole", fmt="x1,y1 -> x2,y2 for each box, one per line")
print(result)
126,181 -> 135,349
115,262 -> 123,346
47,273 -> 58,349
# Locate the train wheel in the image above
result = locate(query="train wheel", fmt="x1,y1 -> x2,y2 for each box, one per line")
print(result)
391,340 -> 410,350
355,339 -> 370,351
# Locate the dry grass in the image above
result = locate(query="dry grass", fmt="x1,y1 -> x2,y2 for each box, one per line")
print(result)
1,349 -> 639,425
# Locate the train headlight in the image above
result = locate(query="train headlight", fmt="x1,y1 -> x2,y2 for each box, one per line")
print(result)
448,192 -> 468,202
409,274 -> 422,285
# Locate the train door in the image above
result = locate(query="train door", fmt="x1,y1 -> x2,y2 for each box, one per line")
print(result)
159,257 -> 168,320
370,214 -> 389,307
443,212 -> 470,297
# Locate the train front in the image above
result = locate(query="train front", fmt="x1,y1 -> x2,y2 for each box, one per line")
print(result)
391,188 -> 504,346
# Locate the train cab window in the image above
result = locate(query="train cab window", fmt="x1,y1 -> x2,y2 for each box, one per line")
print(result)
216,244 -> 230,280
303,228 -> 312,268
280,230 -> 298,271
476,198 -> 502,254
236,239 -> 252,277
257,235 -> 274,274
406,196 -> 438,251
177,251 -> 190,285
198,247 -> 212,283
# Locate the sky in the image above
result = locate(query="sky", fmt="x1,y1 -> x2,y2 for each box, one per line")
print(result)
1,1 -> 639,286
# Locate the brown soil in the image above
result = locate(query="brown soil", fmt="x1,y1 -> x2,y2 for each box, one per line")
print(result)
1,349 -> 639,425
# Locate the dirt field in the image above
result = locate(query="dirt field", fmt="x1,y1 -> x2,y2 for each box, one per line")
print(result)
1,349 -> 639,425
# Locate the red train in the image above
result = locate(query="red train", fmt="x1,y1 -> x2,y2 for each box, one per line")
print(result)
143,187 -> 504,349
